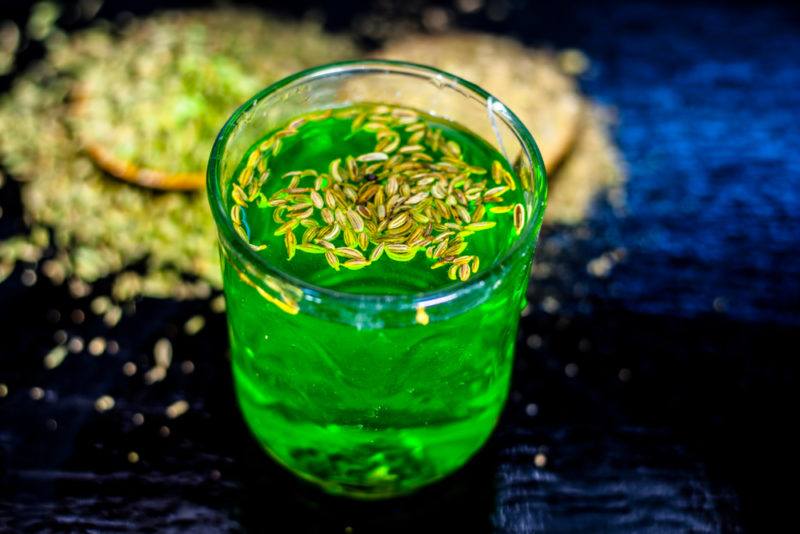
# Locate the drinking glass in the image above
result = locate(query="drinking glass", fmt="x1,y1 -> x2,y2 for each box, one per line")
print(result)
207,60 -> 546,498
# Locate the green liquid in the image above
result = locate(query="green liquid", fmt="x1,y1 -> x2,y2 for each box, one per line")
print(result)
221,104 -> 534,497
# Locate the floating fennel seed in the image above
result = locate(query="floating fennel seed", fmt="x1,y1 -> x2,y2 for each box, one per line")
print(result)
334,208 -> 348,227
247,149 -> 261,169
346,209 -> 365,232
288,117 -> 307,130
324,190 -> 337,209
287,202 -> 313,212
456,205 -> 472,224
369,243 -> 385,262
356,152 -> 389,163
490,205 -> 515,214
381,135 -> 401,154
446,241 -> 469,256
301,226 -> 318,244
387,212 -> 409,230
310,191 -> 324,209
446,140 -> 462,157
274,219 -> 299,236
433,231 -> 454,243
232,184 -> 249,207
471,256 -> 480,273
501,167 -> 516,190
234,224 -> 249,242
329,158 -> 344,183
293,207 -> 314,219
346,156 -> 358,178
447,264 -> 459,280
465,221 -> 497,231
409,235 -> 430,248
407,130 -> 426,145
362,121 -> 387,132
358,232 -> 370,251
343,259 -> 370,270
411,152 -> 434,163
385,243 -> 413,258
406,225 -> 423,242
491,160 -> 504,184
284,230 -> 297,260
343,186 -> 358,202
296,243 -> 327,254
319,224 -> 340,241
405,192 -> 429,205
356,204 -> 372,219
386,249 -> 417,262
230,205 -> 243,226
352,112 -> 368,131
484,186 -> 509,199
432,239 -> 449,258
468,165 -> 488,175
335,247 -> 365,260
325,250 -> 340,271
458,263 -> 471,281
411,211 -> 431,224
386,220 -> 414,237
256,157 -> 268,176
513,204 -> 525,234
343,226 -> 358,248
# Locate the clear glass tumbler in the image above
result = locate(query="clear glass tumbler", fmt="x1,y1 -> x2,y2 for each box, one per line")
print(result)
207,60 -> 546,499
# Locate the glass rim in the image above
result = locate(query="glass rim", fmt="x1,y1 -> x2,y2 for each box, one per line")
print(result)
207,59 -> 547,308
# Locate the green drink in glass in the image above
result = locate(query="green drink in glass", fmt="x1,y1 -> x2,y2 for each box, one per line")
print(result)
208,61 -> 546,499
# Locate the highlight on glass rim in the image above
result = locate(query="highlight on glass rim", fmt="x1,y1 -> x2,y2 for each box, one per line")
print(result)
208,61 -> 547,498
5,1 -> 787,531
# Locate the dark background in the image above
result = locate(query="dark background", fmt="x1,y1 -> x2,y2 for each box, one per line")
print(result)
1,0 -> 799,532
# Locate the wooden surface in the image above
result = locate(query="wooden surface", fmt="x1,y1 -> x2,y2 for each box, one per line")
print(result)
2,1 -> 799,532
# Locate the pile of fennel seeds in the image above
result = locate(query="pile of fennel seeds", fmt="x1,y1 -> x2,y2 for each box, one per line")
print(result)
0,7 -> 360,297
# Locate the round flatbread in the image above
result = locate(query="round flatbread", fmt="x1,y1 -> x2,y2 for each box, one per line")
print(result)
372,33 -> 583,172
67,9 -> 358,190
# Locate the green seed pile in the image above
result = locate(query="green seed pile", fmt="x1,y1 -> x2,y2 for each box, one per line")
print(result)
0,7 -> 359,298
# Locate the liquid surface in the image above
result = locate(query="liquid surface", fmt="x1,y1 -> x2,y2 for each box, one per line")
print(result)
221,103 -> 537,497
230,103 -> 526,295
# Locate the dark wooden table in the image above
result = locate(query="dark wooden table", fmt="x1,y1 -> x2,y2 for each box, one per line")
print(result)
1,1 -> 799,532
